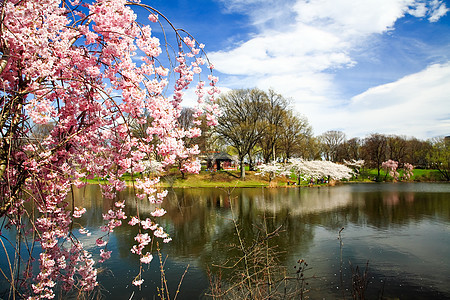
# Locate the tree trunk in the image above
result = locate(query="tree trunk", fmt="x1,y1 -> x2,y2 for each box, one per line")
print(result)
240,160 -> 246,179
248,153 -> 255,171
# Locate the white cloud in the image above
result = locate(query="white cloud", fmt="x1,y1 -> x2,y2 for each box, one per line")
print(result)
408,2 -> 428,18
323,63 -> 450,138
428,0 -> 449,22
210,24 -> 352,76
217,0 -> 296,29
210,0 -> 427,94
209,0 -> 449,138
293,0 -> 410,36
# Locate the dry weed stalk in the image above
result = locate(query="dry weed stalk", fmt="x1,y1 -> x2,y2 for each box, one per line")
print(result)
205,189 -> 311,299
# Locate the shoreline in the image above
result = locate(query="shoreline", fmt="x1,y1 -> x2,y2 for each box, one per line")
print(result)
91,169 -> 445,189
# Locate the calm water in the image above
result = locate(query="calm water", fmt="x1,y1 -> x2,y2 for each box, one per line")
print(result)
1,183 -> 449,299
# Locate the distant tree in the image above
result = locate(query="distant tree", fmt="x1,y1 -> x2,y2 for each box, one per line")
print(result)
129,110 -> 161,160
335,137 -> 362,162
405,138 -> 432,168
179,108 -> 213,152
361,133 -> 388,179
258,90 -> 289,163
319,130 -> 346,162
304,137 -> 323,160
215,88 -> 267,179
29,122 -> 55,141
177,107 -> 208,178
387,135 -> 408,163
278,111 -> 313,161
288,158 -> 311,185
247,145 -> 262,171
428,137 -> 450,181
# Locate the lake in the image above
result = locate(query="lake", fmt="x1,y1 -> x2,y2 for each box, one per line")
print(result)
1,183 -> 449,299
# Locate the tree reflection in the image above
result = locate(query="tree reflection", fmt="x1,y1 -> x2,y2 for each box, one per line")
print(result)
69,184 -> 450,268
51,183 -> 450,298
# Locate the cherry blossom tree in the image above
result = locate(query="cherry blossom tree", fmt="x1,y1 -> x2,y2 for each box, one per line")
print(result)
0,0 -> 219,298
287,158 -> 354,185
402,163 -> 414,180
343,159 -> 365,178
382,159 -> 399,181
255,161 -> 289,183
287,158 -> 311,185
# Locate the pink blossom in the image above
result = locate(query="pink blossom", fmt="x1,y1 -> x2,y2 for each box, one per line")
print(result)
153,227 -> 168,239
148,13 -> 158,22
115,201 -> 125,208
156,190 -> 168,202
79,228 -> 91,236
132,279 -> 144,286
129,216 -> 140,226
73,207 -> 87,218
131,245 -> 143,255
135,233 -> 151,246
382,160 -> 399,180
140,252 -> 153,264
1,0 -> 218,296
151,208 -> 167,217
140,218 -> 153,229
155,66 -> 169,76
96,238 -> 108,247
99,249 -> 112,263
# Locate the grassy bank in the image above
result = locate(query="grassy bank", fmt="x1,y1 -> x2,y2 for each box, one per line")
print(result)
119,170 -> 282,188
94,168 -> 446,188
357,168 -> 444,182
160,168 -> 446,188
159,171 -> 270,188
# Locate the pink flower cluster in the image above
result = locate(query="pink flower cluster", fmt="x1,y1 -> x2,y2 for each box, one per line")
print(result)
402,163 -> 414,180
382,159 -> 399,180
101,205 -> 127,233
1,0 -> 219,298
73,207 -> 87,218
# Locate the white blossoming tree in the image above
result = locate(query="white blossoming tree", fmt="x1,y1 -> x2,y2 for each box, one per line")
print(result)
256,161 -> 290,183
343,159 -> 365,178
287,158 -> 354,185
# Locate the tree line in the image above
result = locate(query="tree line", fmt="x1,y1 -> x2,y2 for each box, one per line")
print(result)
198,88 -> 449,181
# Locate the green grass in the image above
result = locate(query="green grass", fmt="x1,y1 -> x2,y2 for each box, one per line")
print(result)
160,171 -> 269,188
81,168 -> 447,188
358,168 -> 444,182
410,168 -> 443,181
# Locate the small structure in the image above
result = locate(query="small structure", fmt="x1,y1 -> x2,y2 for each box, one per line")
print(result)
207,152 -> 236,171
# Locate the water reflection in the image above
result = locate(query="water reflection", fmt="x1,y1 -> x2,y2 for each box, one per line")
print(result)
72,183 -> 450,299
1,183 -> 449,299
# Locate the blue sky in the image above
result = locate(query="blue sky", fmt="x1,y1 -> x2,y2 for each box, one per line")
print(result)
144,0 -> 450,139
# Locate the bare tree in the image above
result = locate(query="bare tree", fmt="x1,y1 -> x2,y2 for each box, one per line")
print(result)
214,88 -> 268,179
335,137 -> 362,162
278,111 -> 313,161
319,130 -> 346,162
258,89 -> 289,163
361,133 -> 388,179
405,138 -> 432,168
387,135 -> 408,164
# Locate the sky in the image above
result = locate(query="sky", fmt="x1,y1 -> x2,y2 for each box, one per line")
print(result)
146,0 -> 450,140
